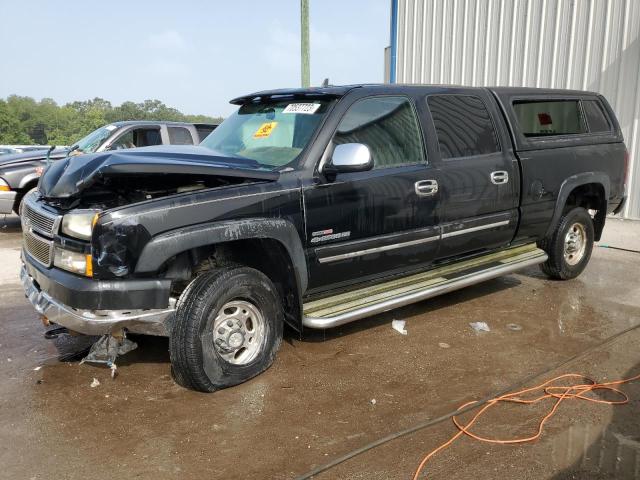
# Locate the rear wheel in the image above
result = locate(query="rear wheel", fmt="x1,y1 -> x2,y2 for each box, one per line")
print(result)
539,207 -> 594,280
169,266 -> 283,392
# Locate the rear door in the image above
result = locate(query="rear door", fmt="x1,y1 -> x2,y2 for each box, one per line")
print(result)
424,91 -> 519,259
303,95 -> 441,294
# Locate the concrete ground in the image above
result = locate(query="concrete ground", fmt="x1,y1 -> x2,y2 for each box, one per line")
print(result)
1,213 -> 639,480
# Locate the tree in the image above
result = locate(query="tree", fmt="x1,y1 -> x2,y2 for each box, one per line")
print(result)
0,95 -> 224,145
0,100 -> 30,143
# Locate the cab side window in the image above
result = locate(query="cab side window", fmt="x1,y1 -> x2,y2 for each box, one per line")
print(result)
427,95 -> 500,159
334,96 -> 425,169
111,127 -> 162,150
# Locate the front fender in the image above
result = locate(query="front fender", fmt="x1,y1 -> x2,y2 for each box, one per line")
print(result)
135,218 -> 308,293
19,171 -> 42,190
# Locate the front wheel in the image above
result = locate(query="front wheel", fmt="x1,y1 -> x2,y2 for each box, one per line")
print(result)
169,267 -> 283,392
539,207 -> 594,280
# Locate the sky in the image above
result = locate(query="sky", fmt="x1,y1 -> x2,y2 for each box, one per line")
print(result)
0,0 -> 390,117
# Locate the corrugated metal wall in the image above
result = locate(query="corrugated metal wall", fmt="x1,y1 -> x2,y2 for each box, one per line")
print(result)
392,0 -> 640,219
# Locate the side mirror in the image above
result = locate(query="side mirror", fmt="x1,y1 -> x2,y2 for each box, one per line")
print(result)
326,143 -> 373,174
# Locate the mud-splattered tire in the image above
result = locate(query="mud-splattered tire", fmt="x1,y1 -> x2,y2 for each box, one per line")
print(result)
539,207 -> 594,280
169,267 -> 283,393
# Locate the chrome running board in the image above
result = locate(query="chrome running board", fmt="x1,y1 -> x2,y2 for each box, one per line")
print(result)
302,243 -> 547,329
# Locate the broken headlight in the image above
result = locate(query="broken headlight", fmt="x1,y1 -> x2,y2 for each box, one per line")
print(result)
53,247 -> 93,277
61,210 -> 99,240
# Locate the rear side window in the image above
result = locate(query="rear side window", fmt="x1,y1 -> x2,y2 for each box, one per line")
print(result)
427,95 -> 500,159
168,127 -> 194,145
513,100 -> 587,137
334,96 -> 424,169
196,125 -> 217,143
582,100 -> 611,133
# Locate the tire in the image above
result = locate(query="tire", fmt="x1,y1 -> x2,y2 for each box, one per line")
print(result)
539,207 -> 594,280
169,266 -> 283,392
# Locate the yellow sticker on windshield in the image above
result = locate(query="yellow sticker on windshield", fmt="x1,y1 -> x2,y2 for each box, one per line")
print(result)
254,122 -> 278,138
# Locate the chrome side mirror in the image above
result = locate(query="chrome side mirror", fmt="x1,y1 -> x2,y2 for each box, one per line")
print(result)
327,143 -> 373,174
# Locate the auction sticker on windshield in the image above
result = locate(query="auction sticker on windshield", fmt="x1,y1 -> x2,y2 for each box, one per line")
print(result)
282,103 -> 321,114
254,122 -> 278,138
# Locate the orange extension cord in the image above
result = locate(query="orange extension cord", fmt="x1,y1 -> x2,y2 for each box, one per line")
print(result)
413,371 -> 640,479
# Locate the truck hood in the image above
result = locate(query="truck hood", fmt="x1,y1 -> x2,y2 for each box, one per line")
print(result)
0,148 -> 67,168
39,145 -> 280,199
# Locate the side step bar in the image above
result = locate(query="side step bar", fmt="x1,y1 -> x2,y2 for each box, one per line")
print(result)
302,244 -> 547,329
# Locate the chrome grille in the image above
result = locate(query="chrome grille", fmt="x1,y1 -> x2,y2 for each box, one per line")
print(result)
23,202 -> 57,236
24,229 -> 53,266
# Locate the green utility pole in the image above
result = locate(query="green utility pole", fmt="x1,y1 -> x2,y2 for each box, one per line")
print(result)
301,0 -> 310,87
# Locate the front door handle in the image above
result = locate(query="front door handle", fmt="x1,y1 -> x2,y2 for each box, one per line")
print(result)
490,171 -> 509,185
415,179 -> 438,197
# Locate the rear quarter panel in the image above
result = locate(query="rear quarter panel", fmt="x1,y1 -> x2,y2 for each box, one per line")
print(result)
490,89 -> 626,241
515,142 -> 626,240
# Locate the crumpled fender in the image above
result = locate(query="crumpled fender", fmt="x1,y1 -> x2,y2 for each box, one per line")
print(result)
135,217 -> 308,294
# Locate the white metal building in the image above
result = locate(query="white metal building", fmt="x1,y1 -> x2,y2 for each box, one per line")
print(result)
387,0 -> 640,219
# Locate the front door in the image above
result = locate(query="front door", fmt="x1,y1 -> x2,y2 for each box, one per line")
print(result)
425,92 -> 519,259
303,95 -> 441,294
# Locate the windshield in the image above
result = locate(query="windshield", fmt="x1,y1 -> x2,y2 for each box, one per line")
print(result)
72,125 -> 117,154
200,100 -> 331,169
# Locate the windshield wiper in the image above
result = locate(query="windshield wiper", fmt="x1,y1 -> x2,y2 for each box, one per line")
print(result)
66,144 -> 81,156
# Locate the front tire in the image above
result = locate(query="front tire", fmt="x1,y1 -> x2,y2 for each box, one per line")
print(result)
169,267 -> 283,392
539,207 -> 594,280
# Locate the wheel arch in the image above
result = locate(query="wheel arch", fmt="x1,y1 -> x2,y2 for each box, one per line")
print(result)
545,172 -> 610,241
13,176 -> 40,213
135,218 -> 308,331
18,172 -> 41,190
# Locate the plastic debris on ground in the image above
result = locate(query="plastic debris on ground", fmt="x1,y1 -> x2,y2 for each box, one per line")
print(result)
469,321 -> 491,333
52,332 -> 100,362
506,323 -> 523,331
438,342 -> 451,349
90,378 -> 100,388
392,320 -> 408,335
81,334 -> 138,377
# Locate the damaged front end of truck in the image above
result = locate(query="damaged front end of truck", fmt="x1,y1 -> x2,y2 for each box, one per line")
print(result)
20,144 -> 285,339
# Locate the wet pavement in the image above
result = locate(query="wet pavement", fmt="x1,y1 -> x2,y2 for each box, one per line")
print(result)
1,213 -> 639,480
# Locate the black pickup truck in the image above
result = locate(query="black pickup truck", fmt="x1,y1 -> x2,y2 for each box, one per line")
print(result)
20,85 -> 627,392
0,121 -> 217,216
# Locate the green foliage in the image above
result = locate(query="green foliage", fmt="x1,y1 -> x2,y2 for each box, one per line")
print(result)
0,95 -> 224,145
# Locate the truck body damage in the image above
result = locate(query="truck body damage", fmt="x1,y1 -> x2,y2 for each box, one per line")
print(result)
39,145 -> 279,210
18,84 -> 628,392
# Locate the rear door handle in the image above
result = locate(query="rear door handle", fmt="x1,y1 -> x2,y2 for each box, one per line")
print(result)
415,179 -> 438,197
490,171 -> 509,185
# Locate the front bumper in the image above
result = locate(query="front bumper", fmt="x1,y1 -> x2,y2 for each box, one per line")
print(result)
21,264 -> 175,336
23,249 -> 172,310
0,190 -> 17,214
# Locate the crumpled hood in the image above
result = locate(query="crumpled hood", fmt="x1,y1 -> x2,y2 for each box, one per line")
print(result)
39,145 -> 280,198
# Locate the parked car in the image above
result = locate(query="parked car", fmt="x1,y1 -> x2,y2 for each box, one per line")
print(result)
0,145 -> 51,156
20,85 -> 627,392
0,121 -> 217,215
0,145 -> 22,156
